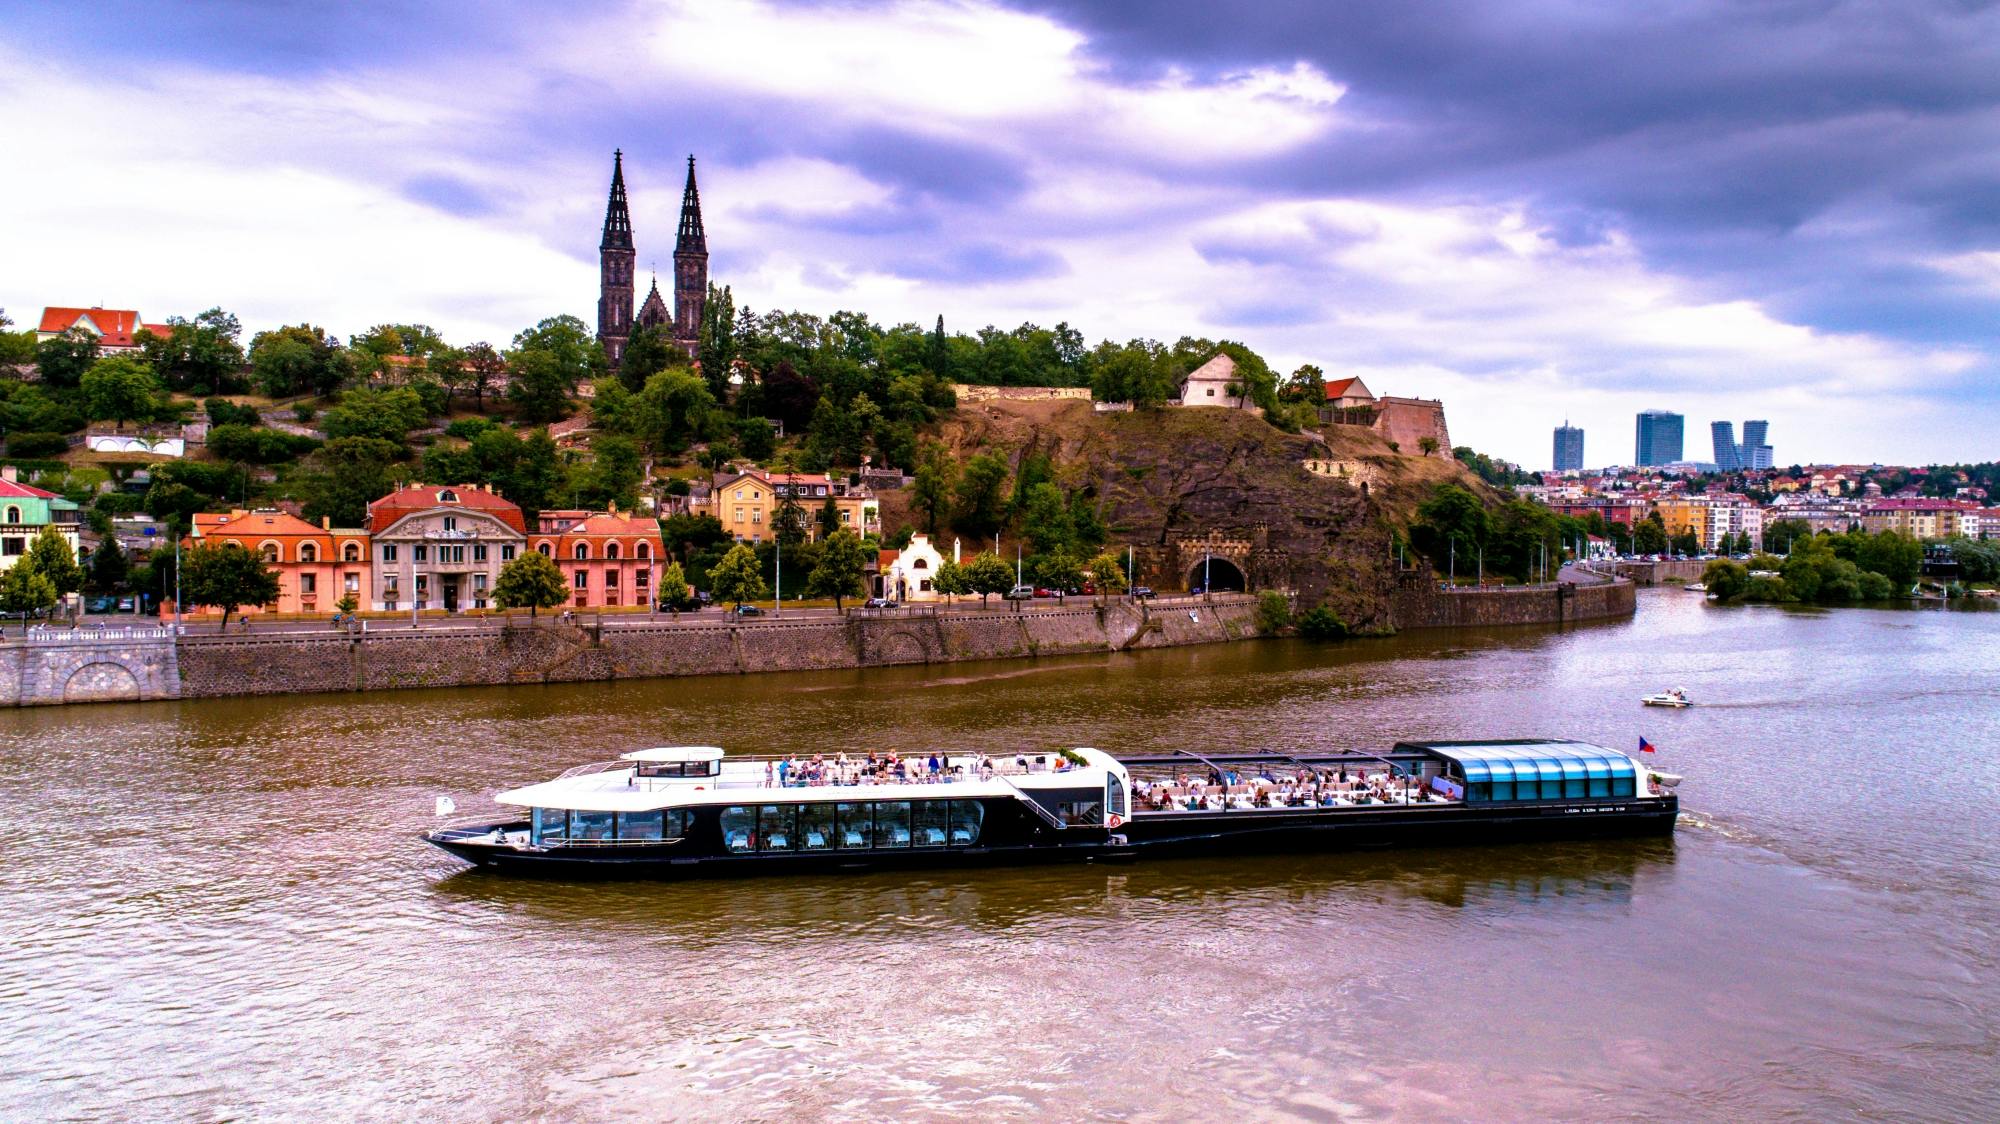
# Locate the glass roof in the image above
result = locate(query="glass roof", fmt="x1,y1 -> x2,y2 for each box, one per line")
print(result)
1408,741 -> 1637,775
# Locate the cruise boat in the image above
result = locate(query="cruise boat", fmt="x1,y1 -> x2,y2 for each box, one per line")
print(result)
424,740 -> 1680,877
1642,688 -> 1694,708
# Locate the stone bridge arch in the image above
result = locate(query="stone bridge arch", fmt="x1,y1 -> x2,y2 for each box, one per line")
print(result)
63,662 -> 143,703
874,630 -> 932,665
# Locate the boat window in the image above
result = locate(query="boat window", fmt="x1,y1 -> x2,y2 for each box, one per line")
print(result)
798,803 -> 835,850
1585,758 -> 1611,798
758,805 -> 796,851
1608,757 -> 1637,798
533,806 -> 568,845
1107,776 -> 1127,818
836,803 -> 872,849
913,801 -> 950,847
572,810 -> 613,841
875,801 -> 912,848
948,800 -> 983,846
721,805 -> 756,853
1560,757 -> 1588,799
617,810 -> 663,840
1057,797 -> 1104,827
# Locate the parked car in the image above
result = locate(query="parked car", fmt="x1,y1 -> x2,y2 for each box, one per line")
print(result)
1004,584 -> 1035,600
1033,587 -> 1058,598
85,596 -> 123,614
1130,586 -> 1156,599
863,597 -> 898,609
733,604 -> 763,616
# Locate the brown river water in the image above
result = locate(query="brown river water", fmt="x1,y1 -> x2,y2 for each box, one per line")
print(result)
2,590 -> 1996,1121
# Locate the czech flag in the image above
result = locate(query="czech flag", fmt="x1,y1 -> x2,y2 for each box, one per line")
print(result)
1639,737 -> 1657,754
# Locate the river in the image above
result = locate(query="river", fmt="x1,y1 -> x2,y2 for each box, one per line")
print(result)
2,590 -> 1996,1121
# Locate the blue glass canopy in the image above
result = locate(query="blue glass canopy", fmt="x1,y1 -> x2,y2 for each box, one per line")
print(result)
1401,741 -> 1640,803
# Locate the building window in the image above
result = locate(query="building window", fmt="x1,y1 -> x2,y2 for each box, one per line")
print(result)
636,542 -> 651,559
501,545 -> 515,561
573,543 -> 589,561
414,545 -> 428,562
473,544 -> 487,562
3,507 -> 18,524
752,510 -> 762,524
300,573 -> 316,594
384,600 -> 397,612
343,542 -> 360,562
450,545 -> 465,564
538,543 -> 552,556
442,517 -> 457,532
416,576 -> 428,593
298,543 -> 318,563
573,571 -> 587,590
473,573 -> 487,591
1,537 -> 22,557
381,544 -> 398,563
1205,388 -> 1215,397
261,543 -> 280,564
345,573 -> 359,592
606,542 -> 620,560
604,569 -> 619,587
636,568 -> 650,587
438,489 -> 458,503
841,510 -> 851,523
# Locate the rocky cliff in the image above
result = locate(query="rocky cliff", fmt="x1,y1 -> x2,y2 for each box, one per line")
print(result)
889,399 -> 1480,631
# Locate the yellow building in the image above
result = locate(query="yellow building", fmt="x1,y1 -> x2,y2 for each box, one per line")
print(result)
1860,501 -> 1970,541
1653,498 -> 1711,545
701,471 -> 878,543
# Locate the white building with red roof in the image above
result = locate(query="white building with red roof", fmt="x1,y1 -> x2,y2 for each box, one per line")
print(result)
365,484 -> 526,613
36,307 -> 174,353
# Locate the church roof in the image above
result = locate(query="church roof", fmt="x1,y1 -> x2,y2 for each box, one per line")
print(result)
676,155 -> 706,255
601,149 -> 633,251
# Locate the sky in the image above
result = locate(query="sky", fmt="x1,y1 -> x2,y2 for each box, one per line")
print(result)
3,0 -> 1997,470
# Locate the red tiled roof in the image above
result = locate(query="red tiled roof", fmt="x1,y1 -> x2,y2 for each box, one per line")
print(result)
366,484 -> 526,534
1323,377 -> 1359,400
39,306 -> 144,347
561,512 -> 660,538
0,477 -> 61,500
193,510 -> 325,539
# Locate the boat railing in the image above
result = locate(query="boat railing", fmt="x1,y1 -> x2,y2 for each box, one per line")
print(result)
555,760 -> 631,780
991,774 -> 1069,831
544,836 -> 686,848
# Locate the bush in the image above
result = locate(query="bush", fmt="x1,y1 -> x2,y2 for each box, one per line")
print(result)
293,402 -> 318,425
1296,605 -> 1348,641
204,398 -> 262,427
444,416 -> 497,441
6,432 -> 69,458
207,423 -> 320,464
1701,559 -> 1749,602
1255,590 -> 1292,633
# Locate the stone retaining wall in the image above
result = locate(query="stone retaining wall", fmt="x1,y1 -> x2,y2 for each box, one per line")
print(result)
1389,578 -> 1636,630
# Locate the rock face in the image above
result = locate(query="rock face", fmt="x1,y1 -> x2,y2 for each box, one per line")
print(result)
908,399 -> 1478,631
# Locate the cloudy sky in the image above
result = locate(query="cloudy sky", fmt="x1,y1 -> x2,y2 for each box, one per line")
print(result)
4,0 -> 1997,469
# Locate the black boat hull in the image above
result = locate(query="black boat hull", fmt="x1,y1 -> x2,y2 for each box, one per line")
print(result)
426,796 -> 1678,879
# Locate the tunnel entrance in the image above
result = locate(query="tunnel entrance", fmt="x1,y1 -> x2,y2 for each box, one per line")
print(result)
1187,557 -> 1246,593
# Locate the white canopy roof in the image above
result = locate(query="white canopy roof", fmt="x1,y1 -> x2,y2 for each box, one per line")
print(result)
619,746 -> 725,763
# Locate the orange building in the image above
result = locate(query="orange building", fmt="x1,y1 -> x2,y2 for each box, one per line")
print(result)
186,509 -> 370,616
532,510 -> 664,609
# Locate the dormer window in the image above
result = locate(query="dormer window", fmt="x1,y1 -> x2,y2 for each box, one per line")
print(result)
438,489 -> 458,503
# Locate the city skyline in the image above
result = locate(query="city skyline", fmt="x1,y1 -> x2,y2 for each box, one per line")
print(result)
3,1 -> 1998,469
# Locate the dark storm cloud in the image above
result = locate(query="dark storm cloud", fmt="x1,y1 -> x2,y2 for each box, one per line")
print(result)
1026,0 -> 2000,343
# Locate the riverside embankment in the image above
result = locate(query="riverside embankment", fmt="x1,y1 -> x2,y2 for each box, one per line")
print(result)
0,577 -> 1636,705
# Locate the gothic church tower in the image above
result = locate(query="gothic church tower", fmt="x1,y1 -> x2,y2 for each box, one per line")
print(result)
672,155 -> 708,357
597,150 -> 636,367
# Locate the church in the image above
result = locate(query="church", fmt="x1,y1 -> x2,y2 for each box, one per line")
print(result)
596,150 -> 707,367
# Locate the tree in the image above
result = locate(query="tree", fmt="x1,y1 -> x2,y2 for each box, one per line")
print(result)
1702,559 -> 1749,602
933,559 -> 968,605
911,441 -> 958,533
637,368 -> 716,452
36,327 -> 99,388
0,557 -> 57,626
492,551 -> 570,618
1857,530 -> 1922,590
248,324 -> 350,397
805,528 -> 866,610
296,437 -> 401,528
707,542 -> 769,608
1030,549 -> 1085,593
181,541 -> 280,632
87,535 -> 129,593
506,348 -> 573,424
1019,482 -> 1074,555
1418,436 -> 1441,456
962,551 -> 1015,607
1764,518 -> 1811,555
429,346 -> 467,404
321,387 -> 428,446
463,342 -> 505,412
816,495 -> 840,540
773,490 -> 809,547
1088,551 -> 1128,602
1633,514 -> 1669,555
511,314 -> 604,391
620,324 -> 678,392
657,560 -> 695,611
27,525 -> 83,598
954,452 -> 1011,537
80,356 -> 163,428
138,308 -> 247,394
661,513 -> 729,561
698,283 -> 738,400
1412,483 -> 1489,573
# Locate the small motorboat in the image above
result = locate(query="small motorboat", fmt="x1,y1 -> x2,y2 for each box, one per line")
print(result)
1642,688 -> 1694,708
1685,582 -> 1707,592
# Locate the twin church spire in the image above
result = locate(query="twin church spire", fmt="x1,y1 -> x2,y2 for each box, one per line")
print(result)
597,150 -> 707,367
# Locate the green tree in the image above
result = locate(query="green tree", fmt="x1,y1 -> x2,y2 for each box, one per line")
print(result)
463,342 -> 506,412
1763,518 -> 1811,555
933,558 -> 968,605
492,550 -> 570,618
911,441 -> 958,533
428,345 -> 467,405
805,528 -> 867,610
1296,605 -> 1349,641
1701,559 -> 1749,602
1633,514 -> 1669,555
1255,590 -> 1292,632
1858,530 -> 1922,590
698,283 -> 738,400
1412,483 -> 1490,573
773,490 -> 809,547
620,324 -> 678,392
87,535 -> 129,594
248,324 -> 350,397
637,368 -> 716,452
962,551 -> 1014,607
296,437 -> 401,528
80,355 -> 163,428
321,387 -> 427,446
511,314 -> 603,388
26,525 -> 83,597
816,494 -> 841,540
1088,551 -> 1128,602
181,541 -> 280,632
0,557 -> 57,626
656,560 -> 694,610
953,452 -> 1010,537
1030,549 -> 1086,594
707,542 -> 769,608
1019,482 -> 1074,556
36,327 -> 100,388
506,348 -> 575,424
138,308 -> 247,394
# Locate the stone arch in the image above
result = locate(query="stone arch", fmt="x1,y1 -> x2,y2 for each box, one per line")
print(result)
877,631 -> 930,665
64,662 -> 142,703
1188,557 -> 1246,592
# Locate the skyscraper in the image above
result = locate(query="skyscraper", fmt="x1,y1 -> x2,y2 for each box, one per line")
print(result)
1635,410 -> 1684,467
1553,423 -> 1585,471
1711,421 -> 1740,471
1741,420 -> 1772,469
